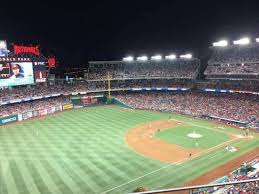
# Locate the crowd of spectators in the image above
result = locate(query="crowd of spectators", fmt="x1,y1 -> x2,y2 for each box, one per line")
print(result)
222,172 -> 259,194
206,44 -> 259,78
197,80 -> 259,92
209,44 -> 259,65
0,96 -> 69,117
205,63 -> 259,76
0,80 -> 258,128
114,91 -> 259,128
87,60 -> 199,80
196,157 -> 259,194
0,79 -> 194,103
0,83 -> 87,102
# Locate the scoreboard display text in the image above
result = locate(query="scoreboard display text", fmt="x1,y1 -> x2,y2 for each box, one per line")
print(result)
81,96 -> 98,105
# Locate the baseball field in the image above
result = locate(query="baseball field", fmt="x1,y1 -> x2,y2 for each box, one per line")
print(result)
0,105 -> 258,194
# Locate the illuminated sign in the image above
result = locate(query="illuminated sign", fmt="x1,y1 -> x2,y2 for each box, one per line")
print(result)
0,50 -> 8,57
0,40 -> 7,50
48,57 -> 56,68
34,71 -> 47,83
14,45 -> 40,56
0,57 -> 31,62
34,62 -> 47,71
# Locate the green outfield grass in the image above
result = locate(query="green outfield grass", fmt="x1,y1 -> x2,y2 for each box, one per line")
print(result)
155,126 -> 230,149
0,106 -> 258,194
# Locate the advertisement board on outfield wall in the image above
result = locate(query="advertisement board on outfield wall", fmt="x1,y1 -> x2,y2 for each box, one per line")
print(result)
0,114 -> 18,126
63,103 -> 73,110
39,109 -> 47,116
73,105 -> 84,109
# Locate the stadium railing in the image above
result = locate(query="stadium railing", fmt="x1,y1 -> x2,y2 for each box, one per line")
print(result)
129,178 -> 259,194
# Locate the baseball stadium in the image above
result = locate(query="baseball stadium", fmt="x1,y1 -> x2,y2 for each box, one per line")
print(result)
0,38 -> 259,194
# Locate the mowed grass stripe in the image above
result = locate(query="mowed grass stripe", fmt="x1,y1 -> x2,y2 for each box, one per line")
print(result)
9,159 -> 30,194
0,106 -> 258,194
83,157 -> 120,183
60,159 -> 96,193
73,159 -> 109,190
37,160 -> 71,193
2,159 -> 20,194
15,159 -> 41,194
46,160 -> 85,194
25,160 -> 52,194
64,159 -> 102,192
0,160 -> 8,194
40,160 -> 74,194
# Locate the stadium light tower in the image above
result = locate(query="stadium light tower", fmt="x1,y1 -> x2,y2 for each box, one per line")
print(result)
151,55 -> 162,60
213,40 -> 228,47
165,54 -> 176,60
256,38 -> 259,43
137,56 -> 148,61
180,54 -> 192,59
233,37 -> 250,45
122,56 -> 134,62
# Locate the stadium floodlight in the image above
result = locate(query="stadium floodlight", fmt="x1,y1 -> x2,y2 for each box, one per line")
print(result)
151,55 -> 162,60
256,38 -> 259,43
122,56 -> 134,62
137,56 -> 148,61
180,54 -> 192,59
213,40 -> 228,47
233,37 -> 250,45
165,54 -> 176,60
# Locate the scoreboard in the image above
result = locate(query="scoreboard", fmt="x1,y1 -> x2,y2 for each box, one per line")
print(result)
0,41 -> 49,87
71,95 -> 105,107
0,60 -> 34,87
0,57 -> 48,86
81,96 -> 98,105
33,61 -> 47,83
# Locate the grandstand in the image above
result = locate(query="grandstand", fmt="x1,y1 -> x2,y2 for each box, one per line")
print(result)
87,58 -> 201,80
0,38 -> 258,194
206,42 -> 259,79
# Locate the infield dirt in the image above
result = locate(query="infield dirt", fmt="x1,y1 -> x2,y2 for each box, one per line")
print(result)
126,120 -> 249,164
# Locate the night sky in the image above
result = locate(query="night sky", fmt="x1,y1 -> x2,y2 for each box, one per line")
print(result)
1,0 -> 259,68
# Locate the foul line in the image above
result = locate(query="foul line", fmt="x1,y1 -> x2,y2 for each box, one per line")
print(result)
99,162 -> 174,194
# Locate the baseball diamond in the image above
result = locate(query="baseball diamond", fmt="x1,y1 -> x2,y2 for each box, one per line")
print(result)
1,4 -> 259,193
0,106 -> 258,194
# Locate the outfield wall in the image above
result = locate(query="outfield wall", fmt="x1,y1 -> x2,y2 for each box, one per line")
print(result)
0,90 -> 257,130
0,105 -> 63,126
111,98 -> 132,108
0,114 -> 18,126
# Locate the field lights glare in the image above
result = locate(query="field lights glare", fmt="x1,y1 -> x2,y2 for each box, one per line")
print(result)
137,56 -> 148,61
180,54 -> 192,59
165,54 -> 176,60
233,38 -> 250,45
151,55 -> 162,60
213,40 -> 228,47
122,56 -> 134,61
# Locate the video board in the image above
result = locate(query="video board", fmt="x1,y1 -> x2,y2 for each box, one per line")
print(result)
0,62 -> 34,87
0,40 -> 7,57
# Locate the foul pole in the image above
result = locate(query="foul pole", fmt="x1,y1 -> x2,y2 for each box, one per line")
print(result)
107,71 -> 111,103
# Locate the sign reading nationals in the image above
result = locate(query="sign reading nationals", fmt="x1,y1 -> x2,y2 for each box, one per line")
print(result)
14,45 -> 40,56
